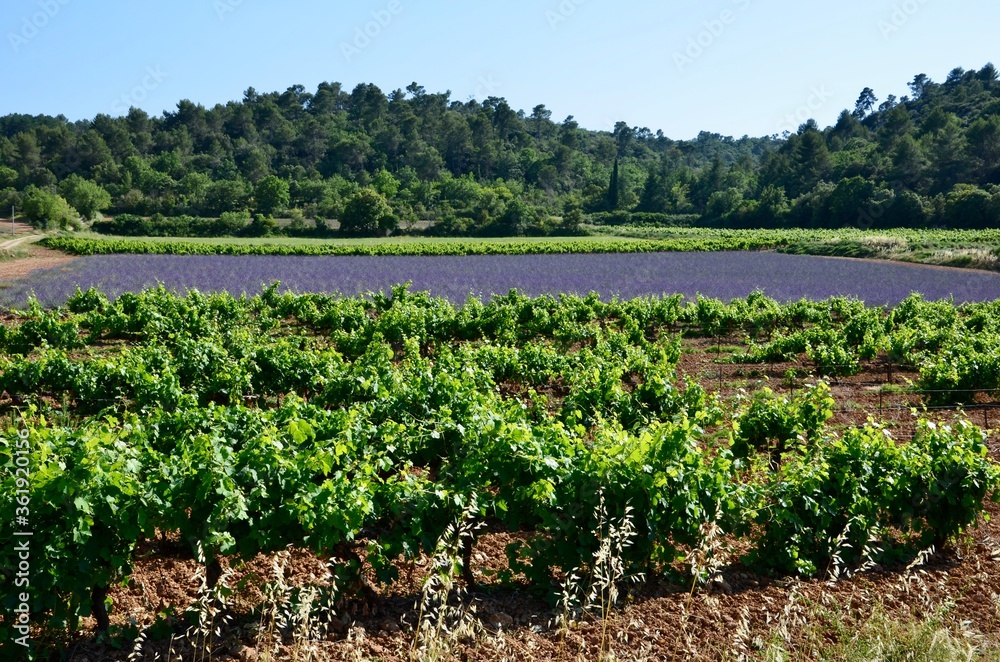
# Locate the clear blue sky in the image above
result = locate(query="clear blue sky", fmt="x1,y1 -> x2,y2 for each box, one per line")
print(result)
2,0 -> 997,139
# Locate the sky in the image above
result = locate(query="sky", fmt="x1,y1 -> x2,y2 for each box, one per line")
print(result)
1,0 -> 997,140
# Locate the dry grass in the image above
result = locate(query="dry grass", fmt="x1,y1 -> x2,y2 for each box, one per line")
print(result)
409,498 -> 485,662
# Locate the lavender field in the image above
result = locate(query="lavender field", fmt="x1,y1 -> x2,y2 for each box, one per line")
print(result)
5,252 -> 1000,308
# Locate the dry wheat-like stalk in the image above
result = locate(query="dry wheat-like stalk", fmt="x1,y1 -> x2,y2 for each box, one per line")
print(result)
731,605 -> 753,660
587,497 -> 644,659
410,496 -> 484,662
485,628 -> 525,662
258,549 -> 295,661
825,515 -> 882,586
550,492 -> 645,661
127,628 -> 149,662
898,544 -> 936,596
772,580 -> 805,648
183,542 -> 235,662
674,503 -> 726,659
254,549 -> 343,662
345,624 -> 368,662
687,515 -> 725,587
553,569 -> 584,635
287,558 -> 342,662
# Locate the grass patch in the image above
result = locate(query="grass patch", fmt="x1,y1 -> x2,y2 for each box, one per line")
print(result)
757,600 -> 999,661
880,383 -> 912,395
705,345 -> 744,354
0,247 -> 31,262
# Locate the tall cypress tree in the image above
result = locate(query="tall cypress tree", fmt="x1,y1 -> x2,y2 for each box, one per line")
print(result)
607,159 -> 621,211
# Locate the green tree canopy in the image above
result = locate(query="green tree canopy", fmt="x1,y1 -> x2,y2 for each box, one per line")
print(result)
204,179 -> 252,215
22,186 -> 79,230
58,175 -> 112,220
496,198 -> 537,236
0,64 -> 999,235
0,166 -> 17,189
339,188 -> 397,236
253,175 -> 291,215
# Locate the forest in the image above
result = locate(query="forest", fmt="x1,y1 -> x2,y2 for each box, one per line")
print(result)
1,64 -> 1000,237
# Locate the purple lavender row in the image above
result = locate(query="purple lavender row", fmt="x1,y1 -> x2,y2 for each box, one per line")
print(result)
5,252 -> 1000,308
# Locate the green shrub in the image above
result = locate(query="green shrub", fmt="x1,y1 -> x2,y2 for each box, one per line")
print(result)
340,188 -> 397,236
730,383 -> 834,462
22,185 -> 79,230
58,175 -> 111,221
749,418 -> 999,577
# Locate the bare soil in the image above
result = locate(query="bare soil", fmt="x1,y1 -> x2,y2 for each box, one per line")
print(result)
0,244 -> 77,282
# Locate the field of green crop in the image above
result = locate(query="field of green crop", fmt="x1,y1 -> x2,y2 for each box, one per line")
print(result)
68,232 -> 641,248
1,286 -> 998,657
41,233 -> 784,257
41,228 -> 1000,272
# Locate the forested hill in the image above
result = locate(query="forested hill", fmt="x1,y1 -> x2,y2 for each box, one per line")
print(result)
2,64 -> 999,236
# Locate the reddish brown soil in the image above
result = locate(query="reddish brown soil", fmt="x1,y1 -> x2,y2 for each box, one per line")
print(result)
0,244 -> 77,282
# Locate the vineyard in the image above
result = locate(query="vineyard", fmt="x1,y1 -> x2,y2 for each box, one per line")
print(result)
40,228 -> 1000,272
1,285 -> 999,659
40,234 -> 789,257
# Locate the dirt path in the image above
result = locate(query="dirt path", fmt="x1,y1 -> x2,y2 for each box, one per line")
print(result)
0,233 -> 43,250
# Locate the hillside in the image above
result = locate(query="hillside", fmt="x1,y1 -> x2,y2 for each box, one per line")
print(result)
1,64 -> 999,236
